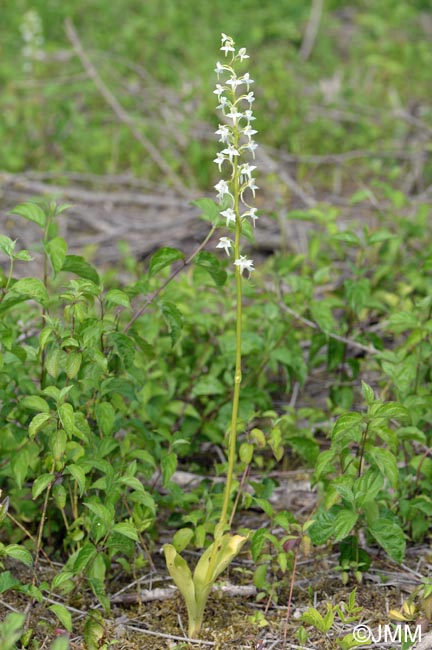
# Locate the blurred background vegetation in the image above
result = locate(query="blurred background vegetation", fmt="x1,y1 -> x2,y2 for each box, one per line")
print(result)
1,0 -> 431,195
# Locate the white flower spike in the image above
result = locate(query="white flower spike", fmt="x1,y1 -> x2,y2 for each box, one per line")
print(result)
214,33 -> 259,263
234,256 -> 255,276
216,237 -> 232,256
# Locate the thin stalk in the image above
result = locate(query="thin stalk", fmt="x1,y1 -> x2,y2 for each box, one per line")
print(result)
219,154 -> 242,528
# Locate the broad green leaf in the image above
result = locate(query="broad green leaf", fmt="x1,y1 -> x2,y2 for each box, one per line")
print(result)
5,545 -> 33,567
313,449 -> 336,481
301,608 -> 326,632
50,636 -> 71,650
361,381 -> 375,405
0,571 -> 21,594
367,447 -> 398,488
13,278 -> 48,305
194,251 -> 227,286
163,545 -> 197,630
239,442 -> 254,464
48,604 -> 72,633
149,247 -> 185,277
11,450 -> 29,489
45,237 -> 67,275
250,528 -> 268,562
160,301 -> 183,344
308,509 -> 335,545
58,403 -> 75,436
310,301 -> 335,334
344,278 -> 370,314
332,413 -> 363,441
61,255 -> 100,285
192,198 -> 220,223
32,473 -> 54,499
105,289 -> 131,308
193,534 -> 248,588
368,519 -> 406,562
333,231 -> 361,246
66,351 -> 82,379
387,311 -> 419,332
84,610 -> 105,650
173,528 -> 194,553
45,348 -> 61,378
354,469 -> 384,507
161,452 -> 177,486
11,202 -> 46,227
73,542 -> 97,573
112,523 -> 139,541
0,235 -> 16,256
0,294 -> 29,315
118,475 -> 145,493
333,509 -> 358,542
95,402 -> 115,436
50,429 -> 67,460
84,502 -> 113,527
191,376 -> 225,397
373,402 -> 409,421
20,395 -> 50,413
28,413 -> 51,438
65,464 -> 86,495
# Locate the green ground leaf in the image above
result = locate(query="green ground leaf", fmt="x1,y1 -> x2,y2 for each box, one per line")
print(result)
48,604 -> 72,633
45,236 -> 67,275
333,509 -> 358,542
149,247 -> 185,277
5,545 -> 33,567
112,523 -> 139,541
65,464 -> 86,496
61,255 -> 100,284
10,202 -> 46,227
12,278 -> 49,305
194,251 -> 227,286
368,519 -> 406,563
20,395 -> 50,413
28,413 -> 51,438
32,474 -> 54,499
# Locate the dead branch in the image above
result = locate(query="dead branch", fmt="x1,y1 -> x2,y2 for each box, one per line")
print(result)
300,0 -> 324,61
64,19 -> 192,199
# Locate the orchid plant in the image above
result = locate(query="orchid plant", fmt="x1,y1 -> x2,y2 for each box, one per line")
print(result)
163,33 -> 259,638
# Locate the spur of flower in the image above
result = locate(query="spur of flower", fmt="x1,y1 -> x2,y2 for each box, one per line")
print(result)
213,33 -> 258,276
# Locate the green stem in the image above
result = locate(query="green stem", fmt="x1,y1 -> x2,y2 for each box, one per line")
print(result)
219,153 -> 242,528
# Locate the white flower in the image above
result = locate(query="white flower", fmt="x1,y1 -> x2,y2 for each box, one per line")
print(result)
242,207 -> 258,226
226,76 -> 242,90
213,84 -> 226,98
215,124 -> 230,143
216,237 -> 232,255
234,255 -> 254,276
221,40 -> 235,56
217,96 -> 229,110
221,33 -> 233,46
214,179 -> 230,200
226,106 -> 242,123
242,124 -> 258,139
239,163 -> 256,181
243,109 -> 256,121
220,208 -> 236,226
238,47 -> 249,61
243,92 -> 255,105
240,72 -> 254,89
241,140 -> 258,157
213,152 -> 226,171
245,178 -> 259,196
215,61 -> 227,77
221,144 -> 240,162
